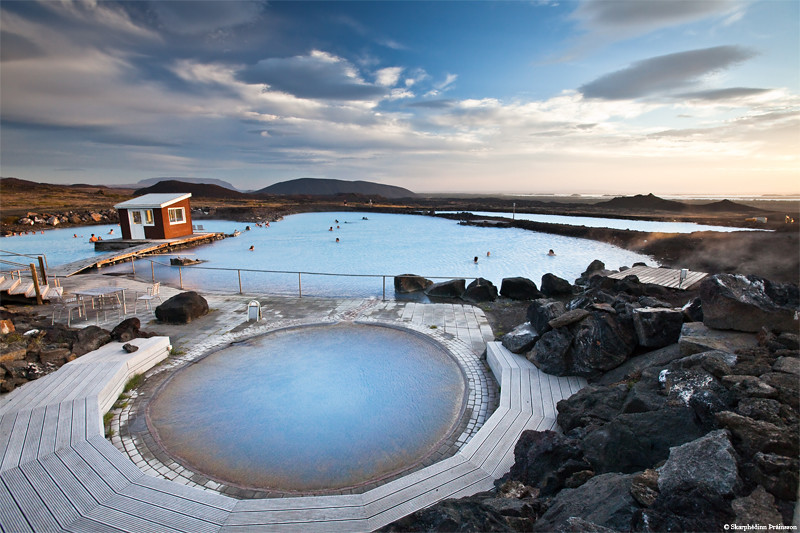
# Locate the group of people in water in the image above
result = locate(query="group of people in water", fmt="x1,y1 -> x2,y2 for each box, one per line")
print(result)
473,249 -> 555,263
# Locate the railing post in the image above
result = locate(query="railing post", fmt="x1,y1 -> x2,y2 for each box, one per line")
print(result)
298,272 -> 302,298
382,276 -> 386,301
38,256 -> 47,285
238,270 -> 242,294
179,266 -> 183,289
151,261 -> 155,282
131,258 -> 136,277
29,263 -> 43,305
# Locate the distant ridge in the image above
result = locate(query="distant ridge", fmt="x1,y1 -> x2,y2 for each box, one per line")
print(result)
134,177 -> 242,192
699,199 -> 762,213
255,178 -> 416,199
134,179 -> 247,199
595,193 -> 687,211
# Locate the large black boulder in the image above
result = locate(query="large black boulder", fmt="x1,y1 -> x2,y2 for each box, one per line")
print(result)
155,291 -> 209,324
378,496 -> 513,532
568,311 -> 637,377
110,317 -> 148,343
526,298 -> 566,335
632,307 -> 684,348
503,430 -> 591,497
393,274 -> 432,294
462,278 -> 498,303
556,384 -> 630,432
72,325 -> 111,356
540,273 -> 574,297
527,328 -> 573,375
700,274 -> 799,333
500,277 -> 543,300
424,279 -> 465,299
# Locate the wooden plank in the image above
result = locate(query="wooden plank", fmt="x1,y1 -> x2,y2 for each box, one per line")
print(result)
55,446 -> 116,504
363,455 -> 468,504
233,493 -> 360,513
55,400 -> 74,453
19,405 -> 46,466
122,482 -> 232,525
0,413 -> 18,469
1,409 -> 31,472
63,516 -> 127,533
78,504 -> 186,533
69,397 -> 86,448
39,452 -> 98,515
98,492 -> 221,533
85,436 -> 145,484
1,467 -> 61,532
71,438 -> 140,491
0,472 -> 34,533
133,475 -> 235,512
224,502 -> 367,527
457,406 -> 510,459
19,458 -> 82,528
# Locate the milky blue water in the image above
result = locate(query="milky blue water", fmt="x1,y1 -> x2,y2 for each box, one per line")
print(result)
147,323 -> 466,491
106,212 -> 653,297
0,223 -> 120,269
438,211 -> 762,233
1,212 -> 655,297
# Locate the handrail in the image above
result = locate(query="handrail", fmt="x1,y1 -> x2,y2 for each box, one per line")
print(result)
133,257 -> 479,301
0,249 -> 48,268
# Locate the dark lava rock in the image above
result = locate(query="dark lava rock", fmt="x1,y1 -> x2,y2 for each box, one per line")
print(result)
540,273 -> 574,297
635,485 -> 733,533
72,325 -> 111,357
715,411 -> 799,459
749,452 -> 799,500
596,344 -> 683,386
500,277 -> 544,300
657,429 -> 740,496
556,383 -> 630,432
528,328 -> 573,375
110,317 -> 145,343
500,323 -> 539,354
632,307 -> 683,348
700,274 -> 799,333
462,278 -> 498,303
548,309 -> 589,329
679,322 -> 758,356
568,312 -> 636,377
581,406 -> 707,474
155,291 -> 210,324
731,486 -> 784,527
630,469 -> 660,507
378,496 -> 514,532
393,274 -> 432,294
533,473 -> 639,532
424,278 -> 465,299
122,343 -> 139,353
736,398 -> 784,426
526,299 -> 566,335
503,430 -> 591,497
682,297 -> 703,322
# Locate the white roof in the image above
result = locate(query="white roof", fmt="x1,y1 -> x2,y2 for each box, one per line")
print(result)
114,193 -> 191,209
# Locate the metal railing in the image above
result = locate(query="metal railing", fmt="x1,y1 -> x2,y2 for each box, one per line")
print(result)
125,257 -> 478,301
0,255 -> 49,304
0,249 -> 48,269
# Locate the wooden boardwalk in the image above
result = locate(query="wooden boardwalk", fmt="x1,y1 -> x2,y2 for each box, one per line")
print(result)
49,233 -> 223,277
0,338 -> 585,532
606,265 -> 708,290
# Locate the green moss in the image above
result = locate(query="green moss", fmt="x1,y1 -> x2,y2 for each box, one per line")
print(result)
123,373 -> 144,392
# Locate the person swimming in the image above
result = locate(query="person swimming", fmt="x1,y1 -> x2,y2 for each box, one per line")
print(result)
249,245 -> 254,251
487,251 -> 491,257
474,256 -> 479,264
108,229 -> 114,235
335,237 -> 340,243
89,234 -> 98,242
547,249 -> 556,256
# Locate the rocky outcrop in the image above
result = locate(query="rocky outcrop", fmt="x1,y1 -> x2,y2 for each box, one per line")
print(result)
393,274 -> 433,294
462,278 -> 498,303
424,279 -> 465,299
632,307 -> 683,348
500,277 -> 543,300
540,273 -> 574,297
155,291 -> 209,324
700,274 -> 799,333
110,317 -> 149,343
526,299 -> 565,335
500,323 -> 539,354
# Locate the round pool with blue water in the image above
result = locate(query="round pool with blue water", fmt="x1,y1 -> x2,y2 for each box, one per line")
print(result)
147,323 -> 467,492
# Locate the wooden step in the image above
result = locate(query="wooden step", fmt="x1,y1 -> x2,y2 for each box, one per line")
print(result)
7,281 -> 33,295
0,278 -> 20,292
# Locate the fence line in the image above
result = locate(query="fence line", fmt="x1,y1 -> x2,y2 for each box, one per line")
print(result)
129,257 -> 479,301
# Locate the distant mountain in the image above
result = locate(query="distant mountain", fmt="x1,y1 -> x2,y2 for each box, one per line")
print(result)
133,177 -> 243,192
0,177 -> 60,191
134,179 -> 247,199
697,199 -> 762,213
255,178 -> 416,199
595,193 -> 688,211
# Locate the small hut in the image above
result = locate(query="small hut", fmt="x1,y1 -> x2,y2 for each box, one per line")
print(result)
114,193 -> 193,240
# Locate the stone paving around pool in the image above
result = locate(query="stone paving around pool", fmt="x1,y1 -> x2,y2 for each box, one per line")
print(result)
53,274 -> 499,498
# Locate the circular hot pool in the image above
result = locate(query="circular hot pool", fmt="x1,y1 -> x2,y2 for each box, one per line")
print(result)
147,323 -> 467,492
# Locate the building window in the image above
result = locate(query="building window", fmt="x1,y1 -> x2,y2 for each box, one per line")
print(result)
144,209 -> 154,225
168,207 -> 185,224
131,211 -> 142,224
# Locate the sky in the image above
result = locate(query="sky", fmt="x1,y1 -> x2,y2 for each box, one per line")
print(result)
0,0 -> 798,195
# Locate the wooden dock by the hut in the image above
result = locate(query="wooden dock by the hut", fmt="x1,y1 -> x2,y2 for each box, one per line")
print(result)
606,265 -> 708,290
49,233 -> 224,277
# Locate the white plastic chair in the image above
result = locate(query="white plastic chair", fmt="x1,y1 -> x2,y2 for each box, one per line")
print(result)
50,287 -> 85,327
134,282 -> 162,312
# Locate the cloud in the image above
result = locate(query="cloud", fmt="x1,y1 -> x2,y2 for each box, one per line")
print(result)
0,31 -> 44,62
675,87 -> 772,101
375,67 -> 404,87
237,50 -> 387,101
580,46 -> 757,100
150,0 -> 264,35
572,0 -> 742,33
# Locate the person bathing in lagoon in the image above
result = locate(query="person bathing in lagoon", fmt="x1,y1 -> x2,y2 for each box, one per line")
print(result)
474,256 -> 479,264
249,245 -> 254,251
108,229 -> 114,235
487,251 -> 491,257
89,234 -> 98,242
548,249 -> 556,256
335,238 -> 340,243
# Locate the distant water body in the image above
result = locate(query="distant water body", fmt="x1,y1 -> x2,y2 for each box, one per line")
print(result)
438,211 -> 763,233
4,212 -> 656,298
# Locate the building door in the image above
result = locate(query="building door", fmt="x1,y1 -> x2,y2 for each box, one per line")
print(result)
129,210 -> 146,239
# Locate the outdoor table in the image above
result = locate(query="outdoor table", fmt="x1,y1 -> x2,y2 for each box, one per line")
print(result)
73,286 -> 127,315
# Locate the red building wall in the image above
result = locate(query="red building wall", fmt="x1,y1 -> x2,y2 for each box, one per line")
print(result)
117,198 -> 193,240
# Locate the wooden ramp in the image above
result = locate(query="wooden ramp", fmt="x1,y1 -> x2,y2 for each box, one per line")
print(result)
0,338 -> 585,533
49,233 -> 223,277
606,265 -> 708,290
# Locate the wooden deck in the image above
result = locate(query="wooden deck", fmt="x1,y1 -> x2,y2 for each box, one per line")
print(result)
0,338 -> 585,532
49,233 -> 223,277
606,265 -> 708,289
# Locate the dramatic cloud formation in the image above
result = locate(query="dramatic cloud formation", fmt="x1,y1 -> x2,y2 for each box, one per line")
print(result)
580,46 -> 757,100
